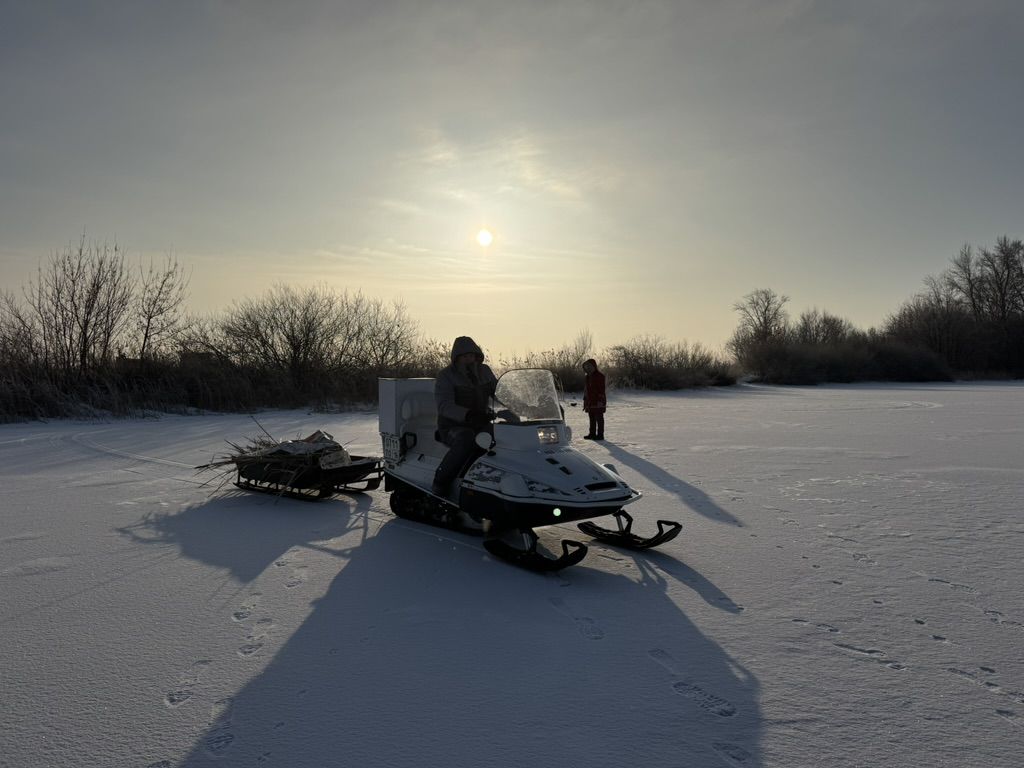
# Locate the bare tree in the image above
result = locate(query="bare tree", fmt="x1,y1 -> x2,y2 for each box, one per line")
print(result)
945,244 -> 982,319
940,237 -> 1024,367
794,308 -> 854,345
351,298 -> 422,373
0,290 -> 39,369
727,288 -> 791,380
977,237 -> 1024,327
23,238 -> 134,379
732,288 -> 790,344
944,238 -> 1024,325
134,254 -> 190,360
214,284 -> 426,394
565,329 -> 593,367
218,284 -> 343,389
884,279 -> 979,371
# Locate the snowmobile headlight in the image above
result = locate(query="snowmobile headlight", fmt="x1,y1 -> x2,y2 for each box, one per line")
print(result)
537,426 -> 559,445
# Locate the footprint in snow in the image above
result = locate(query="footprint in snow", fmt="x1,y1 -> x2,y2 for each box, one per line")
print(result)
927,577 -> 976,594
232,593 -> 261,622
833,642 -> 906,670
1,557 -> 73,577
791,618 -> 839,633
648,648 -> 739,718
647,648 -> 677,674
995,709 -> 1022,727
713,741 -> 753,764
237,639 -> 264,658
0,531 -> 46,544
165,660 -> 212,708
285,567 -> 308,589
238,620 -> 274,658
948,667 -> 1005,694
673,680 -> 737,717
205,698 -> 236,756
984,609 -> 1024,629
548,597 -> 604,640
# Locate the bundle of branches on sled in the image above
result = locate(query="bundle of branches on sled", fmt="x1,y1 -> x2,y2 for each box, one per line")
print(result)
196,425 -> 382,501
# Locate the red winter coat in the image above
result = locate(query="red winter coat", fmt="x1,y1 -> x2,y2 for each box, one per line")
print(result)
583,359 -> 606,414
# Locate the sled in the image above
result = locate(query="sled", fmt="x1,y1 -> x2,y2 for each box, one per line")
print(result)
234,454 -> 383,501
198,429 -> 382,501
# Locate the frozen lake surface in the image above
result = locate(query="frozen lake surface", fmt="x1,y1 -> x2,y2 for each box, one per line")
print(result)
2,382 -> 1022,767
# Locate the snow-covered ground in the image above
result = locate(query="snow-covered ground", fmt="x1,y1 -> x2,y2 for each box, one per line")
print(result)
2,382 -> 1023,768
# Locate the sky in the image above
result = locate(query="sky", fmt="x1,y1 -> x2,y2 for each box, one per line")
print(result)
2,0 -> 1023,357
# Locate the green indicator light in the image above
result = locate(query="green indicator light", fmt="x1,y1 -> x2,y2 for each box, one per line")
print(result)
553,508 -> 562,517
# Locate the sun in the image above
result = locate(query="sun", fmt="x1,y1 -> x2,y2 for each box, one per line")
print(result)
476,228 -> 494,247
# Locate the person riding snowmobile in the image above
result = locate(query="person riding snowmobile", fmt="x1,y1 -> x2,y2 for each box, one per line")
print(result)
432,336 -> 498,496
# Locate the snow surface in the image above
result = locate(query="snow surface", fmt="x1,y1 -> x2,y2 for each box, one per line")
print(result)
2,383 -> 1023,768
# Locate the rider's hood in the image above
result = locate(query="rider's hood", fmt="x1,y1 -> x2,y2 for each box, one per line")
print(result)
451,336 -> 485,364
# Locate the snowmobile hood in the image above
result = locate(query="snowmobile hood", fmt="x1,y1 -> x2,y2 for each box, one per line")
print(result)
463,439 -> 638,506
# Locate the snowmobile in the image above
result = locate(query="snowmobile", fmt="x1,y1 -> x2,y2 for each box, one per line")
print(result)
378,368 -> 681,571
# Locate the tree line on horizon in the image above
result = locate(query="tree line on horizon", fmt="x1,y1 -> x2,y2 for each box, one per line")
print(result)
729,236 -> 1024,384
0,234 -> 1020,421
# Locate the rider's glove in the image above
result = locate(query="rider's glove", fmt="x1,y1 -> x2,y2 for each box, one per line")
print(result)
466,409 -> 491,429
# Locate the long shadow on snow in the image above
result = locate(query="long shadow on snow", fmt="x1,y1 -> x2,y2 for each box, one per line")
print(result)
624,547 -> 746,615
118,490 -> 369,583
174,516 -> 763,768
597,441 -> 744,527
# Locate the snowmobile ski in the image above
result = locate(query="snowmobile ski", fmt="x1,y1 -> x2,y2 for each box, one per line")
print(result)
577,510 -> 681,550
483,529 -> 588,572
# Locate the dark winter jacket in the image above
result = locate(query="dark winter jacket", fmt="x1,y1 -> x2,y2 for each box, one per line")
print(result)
435,336 -> 498,430
583,358 -> 606,414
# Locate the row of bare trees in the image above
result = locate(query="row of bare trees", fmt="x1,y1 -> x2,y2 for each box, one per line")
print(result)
3,232 -> 1019,418
180,285 -> 446,403
887,237 -> 1024,373
729,237 -> 1024,383
500,330 -> 734,391
0,239 -> 445,419
1,238 -> 188,383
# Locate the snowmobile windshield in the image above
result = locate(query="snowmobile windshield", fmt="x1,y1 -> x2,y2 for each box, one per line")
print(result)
492,369 -> 563,424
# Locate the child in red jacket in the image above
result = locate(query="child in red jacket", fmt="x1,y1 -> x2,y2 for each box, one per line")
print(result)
582,358 -> 606,440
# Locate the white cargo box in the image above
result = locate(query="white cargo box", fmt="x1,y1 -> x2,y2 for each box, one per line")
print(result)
378,377 -> 435,435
